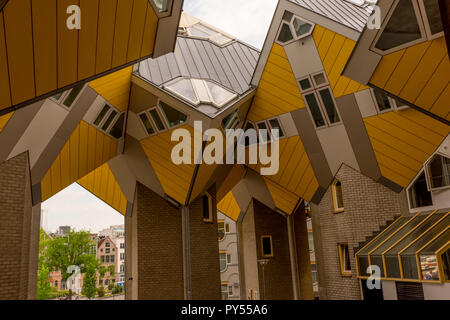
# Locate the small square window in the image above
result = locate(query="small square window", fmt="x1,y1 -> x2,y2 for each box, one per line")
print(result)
313,72 -> 327,87
261,235 -> 273,258
299,78 -> 312,91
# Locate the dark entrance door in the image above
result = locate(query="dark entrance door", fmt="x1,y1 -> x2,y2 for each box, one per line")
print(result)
361,279 -> 384,301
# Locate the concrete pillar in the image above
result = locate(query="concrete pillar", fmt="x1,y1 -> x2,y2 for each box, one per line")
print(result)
125,182 -> 221,300
0,152 -> 39,300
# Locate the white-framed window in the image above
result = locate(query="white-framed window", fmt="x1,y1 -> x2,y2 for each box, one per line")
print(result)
221,283 -> 229,300
276,11 -> 315,45
218,221 -> 226,241
50,83 -> 85,109
371,88 -> 409,113
408,170 -> 434,209
186,23 -> 234,46
332,179 -> 344,213
373,0 -> 444,54
241,118 -> 285,146
138,100 -> 188,137
226,254 -> 232,265
92,103 -> 126,140
228,285 -> 233,296
425,153 -> 450,191
298,72 -> 341,128
219,252 -> 227,272
338,243 -> 352,275
164,78 -> 237,110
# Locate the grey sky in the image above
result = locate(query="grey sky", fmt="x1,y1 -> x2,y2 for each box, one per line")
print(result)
42,0 -> 277,233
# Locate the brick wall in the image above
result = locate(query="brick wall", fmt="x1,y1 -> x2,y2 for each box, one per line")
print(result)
312,164 -> 401,300
292,204 -> 314,300
188,185 -> 221,300
134,182 -> 184,300
253,200 -> 293,300
0,152 -> 33,300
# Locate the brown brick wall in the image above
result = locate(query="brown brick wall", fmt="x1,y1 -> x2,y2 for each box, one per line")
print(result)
0,152 -> 33,300
253,200 -> 293,300
312,164 -> 401,300
134,183 -> 184,300
292,204 -> 314,300
188,185 -> 221,300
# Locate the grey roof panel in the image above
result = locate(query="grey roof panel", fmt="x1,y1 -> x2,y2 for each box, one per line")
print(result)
289,0 -> 375,32
137,36 -> 260,95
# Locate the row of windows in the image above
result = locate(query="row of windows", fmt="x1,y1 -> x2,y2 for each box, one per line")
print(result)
92,104 -> 125,140
100,255 -> 115,263
374,0 -> 443,54
242,118 -> 285,146
139,101 -> 188,137
408,154 -> 450,209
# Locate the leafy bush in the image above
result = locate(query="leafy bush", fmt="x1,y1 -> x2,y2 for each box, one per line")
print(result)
108,283 -> 114,291
97,286 -> 105,297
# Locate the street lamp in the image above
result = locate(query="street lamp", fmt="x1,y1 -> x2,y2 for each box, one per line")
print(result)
257,259 -> 270,300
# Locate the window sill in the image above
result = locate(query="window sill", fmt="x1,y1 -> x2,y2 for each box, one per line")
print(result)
334,209 -> 345,214
340,272 -> 353,277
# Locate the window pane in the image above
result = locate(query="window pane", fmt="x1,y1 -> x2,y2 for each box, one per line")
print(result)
319,88 -> 340,124
94,105 -> 111,126
220,253 -> 227,272
278,23 -> 294,43
109,113 -> 125,139
428,154 -> 450,189
151,0 -> 169,12
420,255 -> 439,281
206,81 -> 236,106
62,84 -> 84,107
299,78 -> 312,91
52,92 -> 64,101
222,111 -> 238,130
305,93 -> 325,127
139,113 -> 155,135
443,249 -> 450,281
423,0 -> 443,35
292,18 -> 313,37
159,101 -> 187,127
313,73 -> 327,86
203,195 -> 211,221
335,181 -> 344,209
149,109 -> 165,131
408,172 -> 433,208
269,118 -> 284,138
102,110 -> 118,131
374,89 -> 393,111
375,0 -> 422,51
262,237 -> 272,256
166,79 -> 198,104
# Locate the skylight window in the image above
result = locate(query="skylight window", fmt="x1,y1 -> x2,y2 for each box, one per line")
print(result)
187,23 -> 234,46
164,78 -> 237,110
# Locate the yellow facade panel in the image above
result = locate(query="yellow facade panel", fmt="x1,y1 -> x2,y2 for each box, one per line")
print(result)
371,50 -> 405,89
78,163 -> 127,215
57,0 -> 79,88
0,12 -> 11,109
3,0 -> 36,105
111,0 -> 134,68
31,0 -> 57,96
217,191 -> 241,221
96,0 -> 118,74
140,2 -> 158,57
264,177 -> 299,215
430,84 -> 450,120
0,112 -> 13,132
78,0 -> 100,80
127,0 -> 148,62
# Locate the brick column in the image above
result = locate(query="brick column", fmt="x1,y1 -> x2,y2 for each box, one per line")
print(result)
125,182 -> 221,300
0,152 -> 38,300
238,200 -> 295,300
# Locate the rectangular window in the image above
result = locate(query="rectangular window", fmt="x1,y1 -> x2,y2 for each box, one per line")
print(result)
225,223 -> 230,233
268,118 -> 285,138
305,93 -> 326,127
105,255 -> 110,263
219,252 -> 227,272
120,243 -> 125,249
228,286 -> 233,296
226,254 -> 232,265
110,255 -> 115,263
261,235 -> 274,258
338,243 -> 352,275
332,179 -> 344,213
203,194 -> 213,222
149,108 -> 166,131
257,121 -> 270,142
105,248 -> 110,254
221,284 -> 229,300
139,113 -> 156,135
102,110 -> 118,131
318,88 -> 340,124
218,221 -> 225,241
101,256 -> 105,263
94,105 -> 111,126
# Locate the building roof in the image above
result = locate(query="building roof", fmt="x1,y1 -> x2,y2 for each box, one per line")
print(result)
137,36 -> 260,95
289,0 -> 376,32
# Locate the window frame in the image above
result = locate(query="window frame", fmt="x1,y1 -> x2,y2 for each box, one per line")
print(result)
370,89 -> 409,114
50,83 -> 86,109
219,252 -> 227,272
222,110 -> 240,131
338,243 -> 352,276
187,22 -> 235,47
203,193 -> 214,223
332,179 -> 345,213
407,169 -> 434,211
158,100 -> 189,129
424,153 -> 450,192
261,235 -> 274,258
298,73 -> 342,129
275,14 -> 315,46
267,117 -> 285,140
371,0 -> 442,55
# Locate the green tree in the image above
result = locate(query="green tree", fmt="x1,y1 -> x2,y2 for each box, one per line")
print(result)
37,229 -> 51,300
44,230 -> 97,299
81,261 -> 98,299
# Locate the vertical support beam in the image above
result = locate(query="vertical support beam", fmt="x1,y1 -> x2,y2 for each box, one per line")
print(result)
181,206 -> 192,300
287,215 -> 300,300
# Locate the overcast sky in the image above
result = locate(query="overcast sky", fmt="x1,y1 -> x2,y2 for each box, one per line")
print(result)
42,0 -> 277,234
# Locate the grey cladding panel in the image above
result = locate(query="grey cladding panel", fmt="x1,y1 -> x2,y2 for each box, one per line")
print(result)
138,36 -> 260,95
